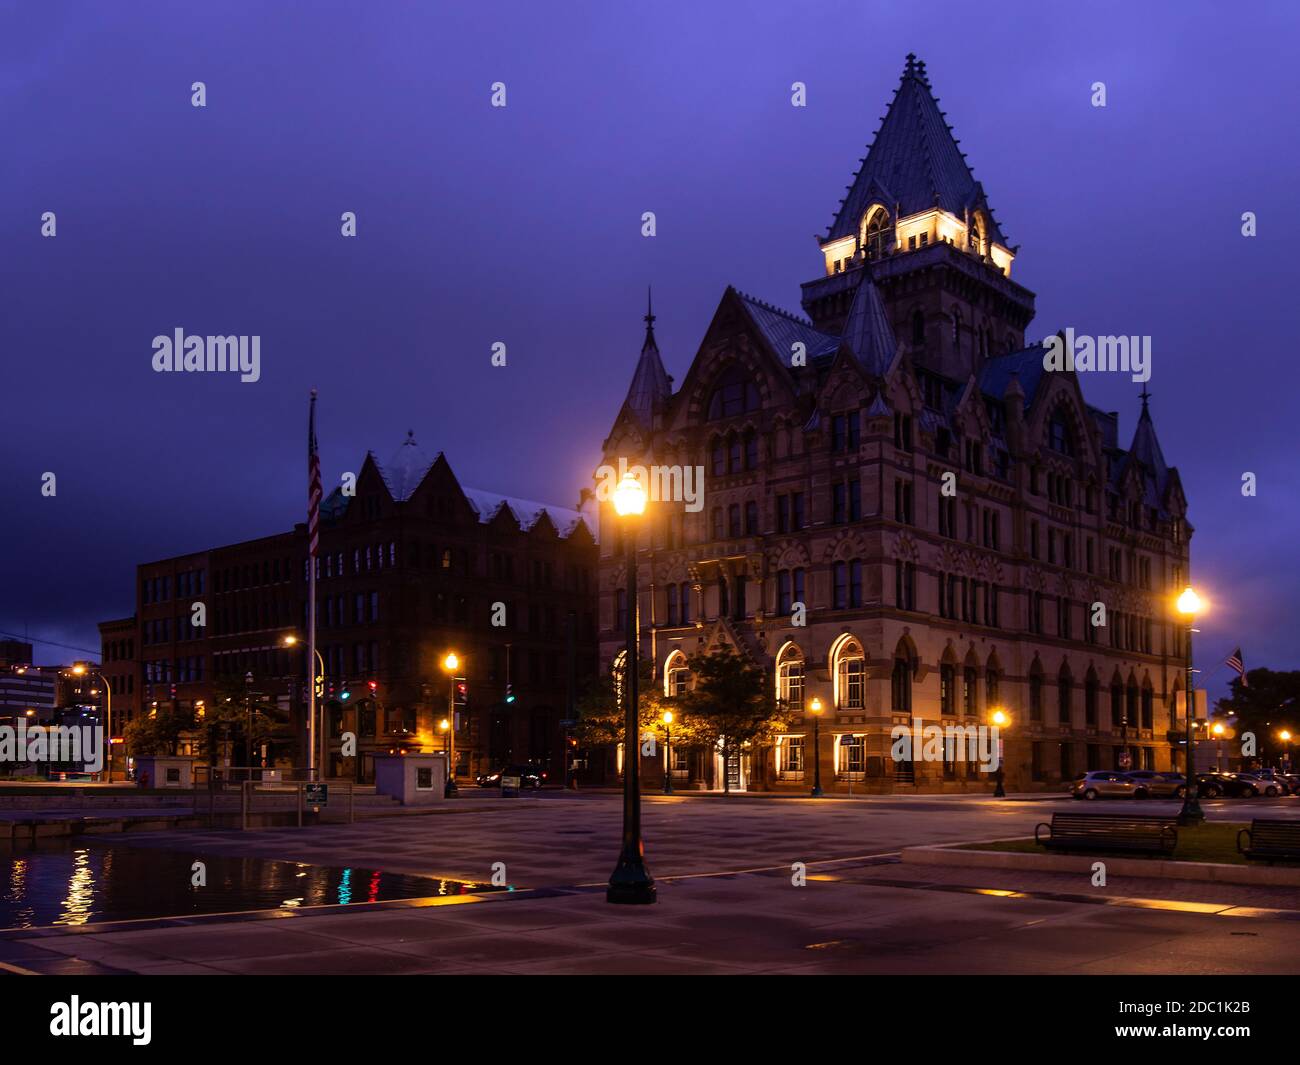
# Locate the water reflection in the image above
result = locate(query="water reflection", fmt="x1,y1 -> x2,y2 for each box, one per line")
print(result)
0,841 -> 494,930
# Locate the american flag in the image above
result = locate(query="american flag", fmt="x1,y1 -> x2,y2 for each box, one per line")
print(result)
1226,647 -> 1247,687
308,390 -> 321,559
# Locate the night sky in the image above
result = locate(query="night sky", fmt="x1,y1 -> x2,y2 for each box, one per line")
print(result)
3,1 -> 1297,697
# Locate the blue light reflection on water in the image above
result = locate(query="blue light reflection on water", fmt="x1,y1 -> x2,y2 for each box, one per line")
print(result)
1,840 -> 489,930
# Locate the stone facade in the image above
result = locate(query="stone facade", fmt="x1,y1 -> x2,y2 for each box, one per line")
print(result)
597,56 -> 1192,794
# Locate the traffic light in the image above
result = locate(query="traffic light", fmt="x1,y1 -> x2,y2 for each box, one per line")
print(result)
453,678 -> 468,708
368,680 -> 378,694
505,682 -> 515,704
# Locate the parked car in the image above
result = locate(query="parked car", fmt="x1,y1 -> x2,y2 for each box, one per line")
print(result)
1071,771 -> 1139,800
475,763 -> 547,789
1197,771 -> 1264,798
1279,773 -> 1300,795
1247,769 -> 1290,796
1236,772 -> 1284,798
1123,770 -> 1188,799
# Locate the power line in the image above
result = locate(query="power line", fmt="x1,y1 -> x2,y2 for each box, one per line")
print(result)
0,630 -> 100,657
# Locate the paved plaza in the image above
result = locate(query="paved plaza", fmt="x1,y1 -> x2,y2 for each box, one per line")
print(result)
3,793 -> 1300,975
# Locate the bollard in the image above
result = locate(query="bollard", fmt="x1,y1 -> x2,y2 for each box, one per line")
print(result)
241,780 -> 249,831
297,782 -> 304,828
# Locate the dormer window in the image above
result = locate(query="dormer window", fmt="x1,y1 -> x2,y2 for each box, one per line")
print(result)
862,207 -> 891,261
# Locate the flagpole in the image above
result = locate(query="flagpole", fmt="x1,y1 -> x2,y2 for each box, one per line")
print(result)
307,389 -> 320,781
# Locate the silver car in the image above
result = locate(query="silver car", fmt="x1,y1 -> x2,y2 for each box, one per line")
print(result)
1123,770 -> 1188,799
1071,771 -> 1139,800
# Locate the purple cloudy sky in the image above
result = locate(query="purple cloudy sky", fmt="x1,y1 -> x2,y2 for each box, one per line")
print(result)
2,1 -> 1297,698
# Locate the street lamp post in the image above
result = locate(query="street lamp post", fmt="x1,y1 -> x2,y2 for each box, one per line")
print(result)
73,665 -> 114,783
1280,729 -> 1293,773
283,635 -> 325,778
991,708 -> 1009,797
809,697 -> 824,797
607,471 -> 655,905
1176,586 -> 1205,826
662,710 -> 674,795
244,671 -> 254,774
442,653 -> 461,797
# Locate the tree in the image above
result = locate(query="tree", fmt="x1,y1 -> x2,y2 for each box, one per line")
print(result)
194,676 -> 286,766
123,706 -> 187,758
1214,667 -> 1300,765
682,647 -> 799,794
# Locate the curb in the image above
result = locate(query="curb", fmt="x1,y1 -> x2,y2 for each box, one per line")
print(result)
901,841 -> 1300,886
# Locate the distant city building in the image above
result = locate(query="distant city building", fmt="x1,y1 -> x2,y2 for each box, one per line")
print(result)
598,55 -> 1192,793
100,434 -> 598,783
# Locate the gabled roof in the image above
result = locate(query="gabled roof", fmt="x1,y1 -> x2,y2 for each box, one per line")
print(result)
826,54 -> 1007,247
618,293 -> 672,428
733,289 -> 839,364
840,270 -> 897,375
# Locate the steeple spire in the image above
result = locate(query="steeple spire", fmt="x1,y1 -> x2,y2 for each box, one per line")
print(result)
619,290 -> 672,429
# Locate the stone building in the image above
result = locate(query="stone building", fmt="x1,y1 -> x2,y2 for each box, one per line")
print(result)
597,55 -> 1192,794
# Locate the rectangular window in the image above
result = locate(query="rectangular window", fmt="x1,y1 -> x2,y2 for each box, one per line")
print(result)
791,493 -> 805,530
833,562 -> 847,610
777,495 -> 790,533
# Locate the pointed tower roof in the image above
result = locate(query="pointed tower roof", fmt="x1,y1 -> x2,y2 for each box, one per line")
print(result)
618,289 -> 672,428
1127,389 -> 1169,489
825,54 -> 1007,246
840,271 -> 897,375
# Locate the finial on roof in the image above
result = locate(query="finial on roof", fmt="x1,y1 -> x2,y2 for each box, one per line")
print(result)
905,52 -> 916,75
405,429 -> 416,443
645,285 -> 655,327
1139,386 -> 1151,412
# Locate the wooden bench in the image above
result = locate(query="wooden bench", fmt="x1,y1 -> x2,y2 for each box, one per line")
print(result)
1237,819 -> 1300,862
1034,813 -> 1177,855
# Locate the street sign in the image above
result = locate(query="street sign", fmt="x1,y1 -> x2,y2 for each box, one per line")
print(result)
304,783 -> 329,807
1118,752 -> 1132,769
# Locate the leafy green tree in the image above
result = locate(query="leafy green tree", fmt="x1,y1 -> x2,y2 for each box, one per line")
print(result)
682,647 -> 799,793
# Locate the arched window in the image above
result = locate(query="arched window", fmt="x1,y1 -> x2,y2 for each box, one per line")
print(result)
710,436 -> 725,476
664,650 -> 690,698
1110,677 -> 1124,727
1058,664 -> 1073,728
862,207 -> 891,260
743,429 -> 758,470
1141,681 -> 1154,729
1085,669 -> 1099,726
776,643 -> 805,709
728,432 -> 742,473
985,665 -> 1000,708
832,635 -> 865,711
968,212 -> 984,256
1126,678 -> 1140,728
1029,660 -> 1044,721
911,309 -> 925,348
963,663 -> 978,715
707,366 -> 760,420
892,640 -> 916,713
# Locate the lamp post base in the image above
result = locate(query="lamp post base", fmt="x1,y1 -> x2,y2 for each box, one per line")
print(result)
1176,800 -> 1205,826
607,851 -> 656,905
810,785 -> 824,797
993,784 -> 1006,798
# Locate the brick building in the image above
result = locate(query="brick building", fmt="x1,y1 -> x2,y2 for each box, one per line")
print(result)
100,433 -> 598,783
597,55 -> 1193,794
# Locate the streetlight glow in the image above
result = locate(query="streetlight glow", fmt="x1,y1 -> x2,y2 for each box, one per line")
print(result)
662,710 -> 673,725
442,652 -> 459,672
1175,586 -> 1203,616
991,708 -> 1009,727
612,471 -> 647,517
809,697 -> 823,714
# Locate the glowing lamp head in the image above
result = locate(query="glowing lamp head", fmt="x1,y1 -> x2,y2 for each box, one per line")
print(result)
71,665 -> 86,676
1282,729 -> 1293,742
1212,722 -> 1225,736
662,710 -> 673,725
439,718 -> 450,731
443,652 -> 460,673
991,708 -> 1009,727
1175,586 -> 1203,617
612,472 -> 647,518
283,635 -> 298,647
809,697 -> 823,714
